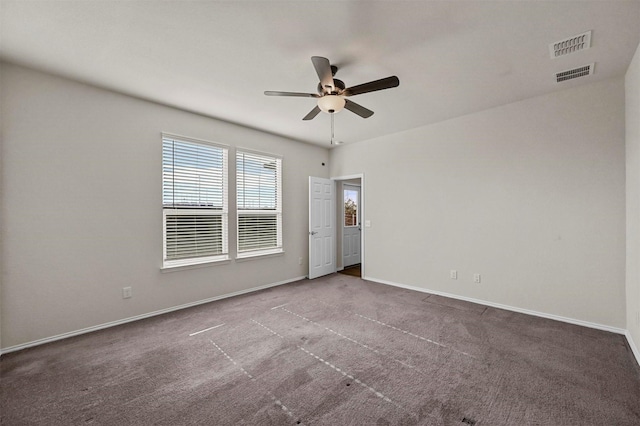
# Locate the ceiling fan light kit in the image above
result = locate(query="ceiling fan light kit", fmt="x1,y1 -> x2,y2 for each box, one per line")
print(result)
317,95 -> 346,113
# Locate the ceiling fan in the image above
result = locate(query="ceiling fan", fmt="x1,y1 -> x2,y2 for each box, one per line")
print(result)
264,56 -> 399,120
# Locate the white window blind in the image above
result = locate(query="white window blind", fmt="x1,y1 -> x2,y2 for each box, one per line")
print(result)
162,135 -> 228,267
236,150 -> 282,258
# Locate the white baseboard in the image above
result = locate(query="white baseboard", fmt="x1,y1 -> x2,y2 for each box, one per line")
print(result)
0,276 -> 306,356
363,275 -> 627,335
5,274 -> 638,368
625,330 -> 640,368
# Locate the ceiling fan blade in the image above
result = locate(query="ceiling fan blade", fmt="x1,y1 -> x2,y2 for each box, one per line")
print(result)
311,56 -> 335,93
344,99 -> 374,118
343,76 -> 400,97
264,91 -> 319,98
302,106 -> 322,121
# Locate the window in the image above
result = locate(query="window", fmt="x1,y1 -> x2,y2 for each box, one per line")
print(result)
344,188 -> 359,227
236,150 -> 282,258
162,134 -> 228,268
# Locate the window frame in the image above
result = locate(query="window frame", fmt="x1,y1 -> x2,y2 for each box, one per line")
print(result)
161,133 -> 229,269
235,148 -> 283,259
343,185 -> 360,228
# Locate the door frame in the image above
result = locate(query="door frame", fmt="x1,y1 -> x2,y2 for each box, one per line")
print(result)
341,183 -> 361,268
332,173 -> 365,278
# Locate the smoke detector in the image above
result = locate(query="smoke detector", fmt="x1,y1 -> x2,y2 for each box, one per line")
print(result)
549,31 -> 592,59
555,63 -> 595,83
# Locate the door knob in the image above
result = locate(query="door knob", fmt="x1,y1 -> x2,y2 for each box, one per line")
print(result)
309,231 -> 318,235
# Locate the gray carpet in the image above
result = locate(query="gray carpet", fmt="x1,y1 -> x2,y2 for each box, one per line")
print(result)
2,274 -> 640,425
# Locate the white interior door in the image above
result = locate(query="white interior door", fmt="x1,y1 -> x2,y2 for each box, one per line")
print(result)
342,184 -> 361,268
309,177 -> 336,279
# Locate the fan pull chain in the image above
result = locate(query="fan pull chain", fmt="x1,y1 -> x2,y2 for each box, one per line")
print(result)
331,113 -> 334,145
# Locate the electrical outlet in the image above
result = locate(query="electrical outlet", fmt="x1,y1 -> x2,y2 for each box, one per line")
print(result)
636,311 -> 640,326
473,274 -> 481,284
122,287 -> 132,299
298,257 -> 303,265
450,270 -> 457,280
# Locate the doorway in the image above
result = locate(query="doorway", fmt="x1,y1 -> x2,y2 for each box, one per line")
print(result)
307,174 -> 364,280
342,184 -> 361,268
335,176 -> 363,278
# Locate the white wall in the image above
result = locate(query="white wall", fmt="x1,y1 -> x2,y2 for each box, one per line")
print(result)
0,62 -> 329,350
0,67 -> 4,350
626,42 -> 640,355
0,60 -> 632,351
330,77 -> 626,328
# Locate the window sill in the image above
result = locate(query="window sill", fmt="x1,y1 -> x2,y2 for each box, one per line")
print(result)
161,257 -> 230,273
235,249 -> 284,262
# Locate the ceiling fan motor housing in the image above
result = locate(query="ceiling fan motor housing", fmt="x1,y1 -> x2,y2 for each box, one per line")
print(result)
318,79 -> 346,95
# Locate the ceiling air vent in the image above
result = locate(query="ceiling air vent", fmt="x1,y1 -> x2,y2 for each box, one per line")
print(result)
555,63 -> 594,83
549,31 -> 592,59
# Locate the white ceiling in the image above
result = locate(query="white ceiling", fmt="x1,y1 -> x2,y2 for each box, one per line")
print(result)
1,1 -> 639,147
